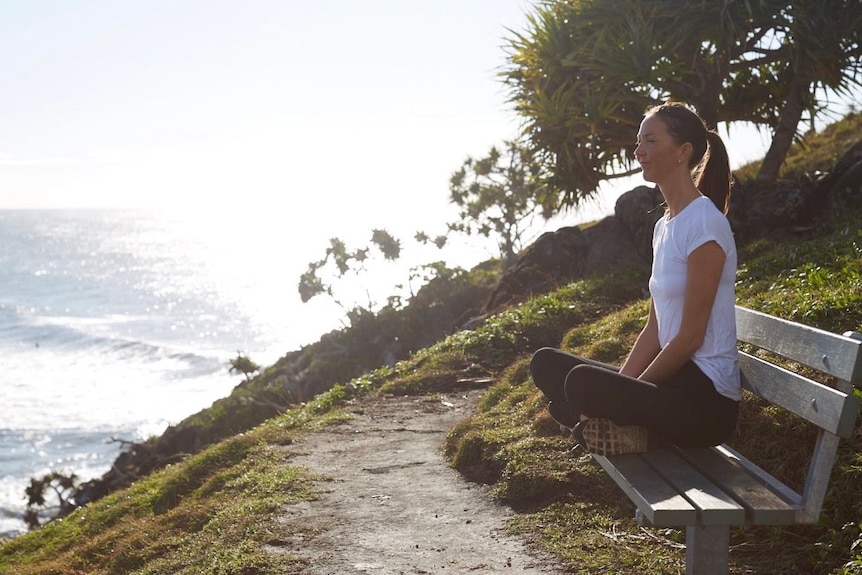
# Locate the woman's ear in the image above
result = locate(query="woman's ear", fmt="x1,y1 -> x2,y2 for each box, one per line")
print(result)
679,141 -> 693,165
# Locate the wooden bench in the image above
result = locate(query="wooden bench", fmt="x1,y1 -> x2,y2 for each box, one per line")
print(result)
593,306 -> 862,575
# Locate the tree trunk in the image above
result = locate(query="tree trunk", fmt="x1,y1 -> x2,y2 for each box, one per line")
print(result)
756,69 -> 813,183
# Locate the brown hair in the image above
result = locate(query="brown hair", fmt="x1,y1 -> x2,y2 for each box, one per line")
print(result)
645,102 -> 732,214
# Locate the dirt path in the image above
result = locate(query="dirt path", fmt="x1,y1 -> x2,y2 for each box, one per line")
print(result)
277,390 -> 566,574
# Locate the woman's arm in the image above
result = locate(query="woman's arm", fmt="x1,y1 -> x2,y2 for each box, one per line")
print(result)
620,300 -> 661,377
639,240 -> 725,383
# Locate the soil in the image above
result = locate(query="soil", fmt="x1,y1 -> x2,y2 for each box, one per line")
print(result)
275,390 -> 567,574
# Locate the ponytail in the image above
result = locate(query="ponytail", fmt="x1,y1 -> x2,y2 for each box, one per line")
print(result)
696,131 -> 732,215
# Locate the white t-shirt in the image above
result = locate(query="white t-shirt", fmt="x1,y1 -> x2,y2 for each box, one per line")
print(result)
649,196 -> 740,400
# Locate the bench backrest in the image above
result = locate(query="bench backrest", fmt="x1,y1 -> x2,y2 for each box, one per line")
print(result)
734,306 -> 862,522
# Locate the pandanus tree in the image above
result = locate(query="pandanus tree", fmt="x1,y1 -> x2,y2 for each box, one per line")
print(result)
503,0 -> 862,208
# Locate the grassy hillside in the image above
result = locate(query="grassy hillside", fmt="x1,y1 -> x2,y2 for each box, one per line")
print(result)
1,115 -> 861,574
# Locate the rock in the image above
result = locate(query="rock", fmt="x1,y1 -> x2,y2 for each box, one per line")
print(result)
614,185 -> 664,261
481,193 -> 653,314
826,140 -> 862,211
831,160 -> 862,210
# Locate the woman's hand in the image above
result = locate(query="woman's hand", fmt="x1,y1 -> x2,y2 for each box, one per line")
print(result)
620,300 -> 661,377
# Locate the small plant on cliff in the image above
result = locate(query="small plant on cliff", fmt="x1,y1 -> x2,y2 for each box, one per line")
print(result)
228,352 -> 260,381
23,471 -> 79,530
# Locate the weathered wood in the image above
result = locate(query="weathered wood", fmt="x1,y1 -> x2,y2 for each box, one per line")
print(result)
678,446 -> 797,525
714,445 -> 800,506
642,450 -> 745,526
593,453 -> 697,526
738,352 -> 860,437
686,525 -> 729,575
800,430 -> 844,523
736,306 -> 862,384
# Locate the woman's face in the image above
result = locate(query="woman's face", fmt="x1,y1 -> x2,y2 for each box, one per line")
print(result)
635,114 -> 684,185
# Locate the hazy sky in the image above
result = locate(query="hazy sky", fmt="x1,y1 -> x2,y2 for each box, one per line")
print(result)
1,0 -> 803,240
0,1 -> 535,223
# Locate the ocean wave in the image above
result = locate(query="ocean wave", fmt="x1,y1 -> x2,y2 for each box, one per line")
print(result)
0,308 -> 222,373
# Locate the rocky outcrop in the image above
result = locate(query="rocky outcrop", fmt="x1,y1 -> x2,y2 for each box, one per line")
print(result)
481,211 -> 652,313
825,140 -> 862,213
613,184 -> 666,262
479,183 -> 666,316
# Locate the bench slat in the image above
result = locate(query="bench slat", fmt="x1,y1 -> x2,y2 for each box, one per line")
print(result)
739,352 -> 861,437
736,306 -> 862,384
642,450 -> 745,526
678,446 -> 799,525
593,453 -> 697,526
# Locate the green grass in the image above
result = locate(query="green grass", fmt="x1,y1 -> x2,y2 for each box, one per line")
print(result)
0,414 -> 322,574
735,223 -> 862,328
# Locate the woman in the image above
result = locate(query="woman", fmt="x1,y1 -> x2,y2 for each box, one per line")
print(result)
530,101 -> 740,455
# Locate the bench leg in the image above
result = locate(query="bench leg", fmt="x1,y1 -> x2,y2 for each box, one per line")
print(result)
686,525 -> 729,575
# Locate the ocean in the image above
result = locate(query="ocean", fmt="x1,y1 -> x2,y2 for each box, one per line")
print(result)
0,209 -> 347,537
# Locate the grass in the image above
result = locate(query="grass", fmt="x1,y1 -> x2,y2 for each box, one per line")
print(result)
1,115 -> 861,574
0,410 -> 331,574
735,223 -> 862,326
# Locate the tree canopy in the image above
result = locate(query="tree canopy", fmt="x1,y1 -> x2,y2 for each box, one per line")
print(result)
503,0 -> 862,206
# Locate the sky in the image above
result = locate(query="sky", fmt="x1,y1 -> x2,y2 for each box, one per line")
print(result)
0,2 -> 536,225
0,1 -> 795,247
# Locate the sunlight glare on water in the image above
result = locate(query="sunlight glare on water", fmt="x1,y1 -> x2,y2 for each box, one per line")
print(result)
146,207 -> 339,360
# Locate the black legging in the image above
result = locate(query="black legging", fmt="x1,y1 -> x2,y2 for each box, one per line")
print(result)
530,347 -> 738,447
